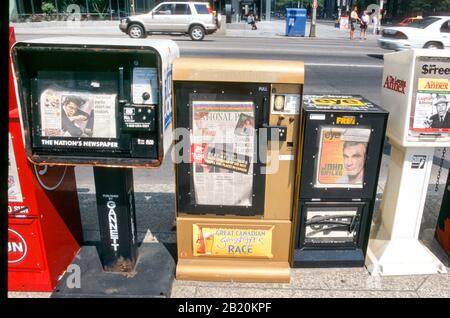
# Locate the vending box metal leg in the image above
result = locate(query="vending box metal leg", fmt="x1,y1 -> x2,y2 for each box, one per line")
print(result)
94,167 -> 138,272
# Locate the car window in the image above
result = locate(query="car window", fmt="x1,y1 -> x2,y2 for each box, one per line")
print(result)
406,17 -> 440,29
440,20 -> 450,33
174,4 -> 191,15
154,4 -> 173,15
194,4 -> 209,14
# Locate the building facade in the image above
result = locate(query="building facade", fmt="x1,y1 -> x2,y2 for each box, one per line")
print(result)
9,0 -> 406,22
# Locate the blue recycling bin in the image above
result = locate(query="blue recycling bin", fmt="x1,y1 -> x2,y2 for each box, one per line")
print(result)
285,8 -> 307,36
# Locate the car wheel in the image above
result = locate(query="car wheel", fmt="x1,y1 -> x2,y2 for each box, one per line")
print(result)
189,25 -> 205,41
128,24 -> 146,38
423,41 -> 443,49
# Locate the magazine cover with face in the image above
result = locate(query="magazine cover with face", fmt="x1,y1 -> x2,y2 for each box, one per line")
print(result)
314,127 -> 371,188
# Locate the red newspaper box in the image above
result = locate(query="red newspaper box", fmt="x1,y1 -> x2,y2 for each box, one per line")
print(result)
8,26 -> 82,292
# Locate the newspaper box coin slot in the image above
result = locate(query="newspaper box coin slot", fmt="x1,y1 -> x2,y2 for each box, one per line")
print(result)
292,95 -> 388,267
11,38 -> 179,294
366,49 -> 450,276
173,58 -> 304,282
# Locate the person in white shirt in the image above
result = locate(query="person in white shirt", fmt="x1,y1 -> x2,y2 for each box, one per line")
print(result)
360,10 -> 370,40
371,9 -> 379,35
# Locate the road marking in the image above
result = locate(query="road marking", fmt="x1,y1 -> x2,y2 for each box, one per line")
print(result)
305,63 -> 383,68
180,46 -> 383,56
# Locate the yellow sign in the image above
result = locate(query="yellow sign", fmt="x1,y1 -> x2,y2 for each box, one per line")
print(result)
418,78 -> 450,92
335,116 -> 356,125
192,225 -> 274,258
311,98 -> 365,107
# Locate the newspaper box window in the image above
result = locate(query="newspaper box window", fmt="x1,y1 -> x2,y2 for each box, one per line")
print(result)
176,82 -> 268,216
173,58 -> 304,282
191,101 -> 255,208
11,38 -> 180,296
314,127 -> 371,189
293,95 -> 388,267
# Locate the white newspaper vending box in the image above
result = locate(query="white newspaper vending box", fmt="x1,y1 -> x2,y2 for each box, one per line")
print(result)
366,49 -> 449,276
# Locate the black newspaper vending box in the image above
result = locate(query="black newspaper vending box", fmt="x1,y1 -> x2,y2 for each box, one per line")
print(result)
293,95 -> 388,267
11,37 -> 179,296
12,37 -> 178,168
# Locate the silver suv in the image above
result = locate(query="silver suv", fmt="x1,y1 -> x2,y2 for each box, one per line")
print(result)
119,2 -> 219,41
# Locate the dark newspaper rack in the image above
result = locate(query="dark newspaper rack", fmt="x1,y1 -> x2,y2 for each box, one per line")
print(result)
293,95 -> 388,267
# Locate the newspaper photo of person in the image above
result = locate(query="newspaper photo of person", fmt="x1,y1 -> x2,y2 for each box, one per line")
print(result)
425,94 -> 450,129
337,141 -> 367,184
234,113 -> 255,136
61,95 -> 94,137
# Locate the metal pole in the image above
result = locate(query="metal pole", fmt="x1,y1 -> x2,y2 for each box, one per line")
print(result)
378,0 -> 383,35
309,0 -> 317,37
86,0 -> 89,19
131,0 -> 136,15
109,0 -> 112,20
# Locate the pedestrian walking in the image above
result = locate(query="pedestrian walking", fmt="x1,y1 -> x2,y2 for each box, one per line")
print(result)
371,9 -> 379,35
247,12 -> 257,30
360,10 -> 370,40
349,6 -> 361,40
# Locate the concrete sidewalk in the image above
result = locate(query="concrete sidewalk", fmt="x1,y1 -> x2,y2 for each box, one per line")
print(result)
11,19 -> 383,41
226,19 -> 381,40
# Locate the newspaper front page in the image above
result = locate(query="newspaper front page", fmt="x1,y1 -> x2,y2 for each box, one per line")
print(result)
191,101 -> 255,206
40,87 -> 116,138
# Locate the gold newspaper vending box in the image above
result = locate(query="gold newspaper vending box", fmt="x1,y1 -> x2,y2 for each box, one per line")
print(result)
173,58 -> 304,282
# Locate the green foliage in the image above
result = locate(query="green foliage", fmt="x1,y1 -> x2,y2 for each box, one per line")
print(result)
41,2 -> 57,15
408,0 -> 432,11
436,0 -> 450,10
274,0 -> 324,12
395,0 -> 450,15
90,0 -> 109,17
